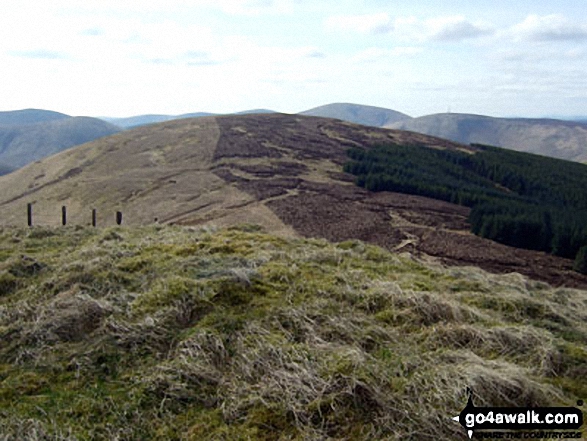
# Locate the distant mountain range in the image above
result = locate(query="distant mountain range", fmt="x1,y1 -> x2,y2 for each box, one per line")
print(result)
3,104 -> 587,173
101,103 -> 410,129
99,104 -> 587,163
0,109 -> 120,170
387,113 -> 587,163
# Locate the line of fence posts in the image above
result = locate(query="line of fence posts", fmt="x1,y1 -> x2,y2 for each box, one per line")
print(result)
26,203 -> 123,227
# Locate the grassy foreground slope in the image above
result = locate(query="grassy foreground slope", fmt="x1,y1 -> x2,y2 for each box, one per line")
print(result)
1,225 -> 586,440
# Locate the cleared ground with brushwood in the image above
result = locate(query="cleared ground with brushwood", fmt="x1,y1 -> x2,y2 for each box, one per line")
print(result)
0,225 -> 586,440
0,113 -> 585,287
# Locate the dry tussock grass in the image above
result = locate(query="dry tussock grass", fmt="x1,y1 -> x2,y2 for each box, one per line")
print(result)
0,225 -> 585,440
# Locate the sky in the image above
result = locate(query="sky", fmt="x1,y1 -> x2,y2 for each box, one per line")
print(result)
0,0 -> 586,118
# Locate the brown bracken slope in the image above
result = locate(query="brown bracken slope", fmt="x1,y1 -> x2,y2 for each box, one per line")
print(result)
0,113 -> 585,288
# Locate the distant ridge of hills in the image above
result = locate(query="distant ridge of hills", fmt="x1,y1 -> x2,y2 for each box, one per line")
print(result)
299,103 -> 411,127
101,112 -> 216,129
4,104 -> 587,171
101,104 -> 587,163
103,109 -> 276,129
388,113 -> 587,163
0,109 -> 120,170
102,104 -> 410,130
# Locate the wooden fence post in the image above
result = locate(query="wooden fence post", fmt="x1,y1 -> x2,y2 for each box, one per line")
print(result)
62,206 -> 67,226
92,209 -> 97,227
116,211 -> 122,225
27,203 -> 32,227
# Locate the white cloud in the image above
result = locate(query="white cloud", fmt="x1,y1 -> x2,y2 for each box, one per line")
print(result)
394,15 -> 493,42
426,16 -> 493,41
325,13 -> 393,34
511,14 -> 587,42
326,13 -> 493,42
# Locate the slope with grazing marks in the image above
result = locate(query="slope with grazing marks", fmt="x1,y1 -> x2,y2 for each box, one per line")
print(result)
0,113 -> 585,288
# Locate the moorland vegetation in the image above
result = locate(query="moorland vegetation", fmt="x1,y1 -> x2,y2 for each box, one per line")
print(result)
0,225 -> 586,439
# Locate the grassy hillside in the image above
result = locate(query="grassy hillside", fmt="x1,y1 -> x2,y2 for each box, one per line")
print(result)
0,225 -> 585,440
388,113 -> 587,163
0,117 -> 121,169
300,103 -> 411,127
1,114 -> 585,288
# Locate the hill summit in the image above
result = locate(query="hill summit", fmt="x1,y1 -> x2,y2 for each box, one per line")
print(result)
300,103 -> 411,127
0,108 -> 69,125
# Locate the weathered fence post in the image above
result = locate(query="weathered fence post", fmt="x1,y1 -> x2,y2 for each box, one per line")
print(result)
116,211 -> 122,225
27,203 -> 32,227
62,206 -> 67,226
92,209 -> 97,227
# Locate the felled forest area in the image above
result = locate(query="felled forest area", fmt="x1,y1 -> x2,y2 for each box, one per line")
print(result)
344,143 -> 587,272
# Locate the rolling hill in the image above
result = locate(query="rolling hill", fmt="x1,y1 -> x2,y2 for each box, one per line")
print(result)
0,112 -> 121,169
0,113 -> 585,288
0,108 -> 70,125
300,102 -> 411,127
387,113 -> 587,163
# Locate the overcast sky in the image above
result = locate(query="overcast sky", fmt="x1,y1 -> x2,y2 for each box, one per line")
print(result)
1,0 -> 586,118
